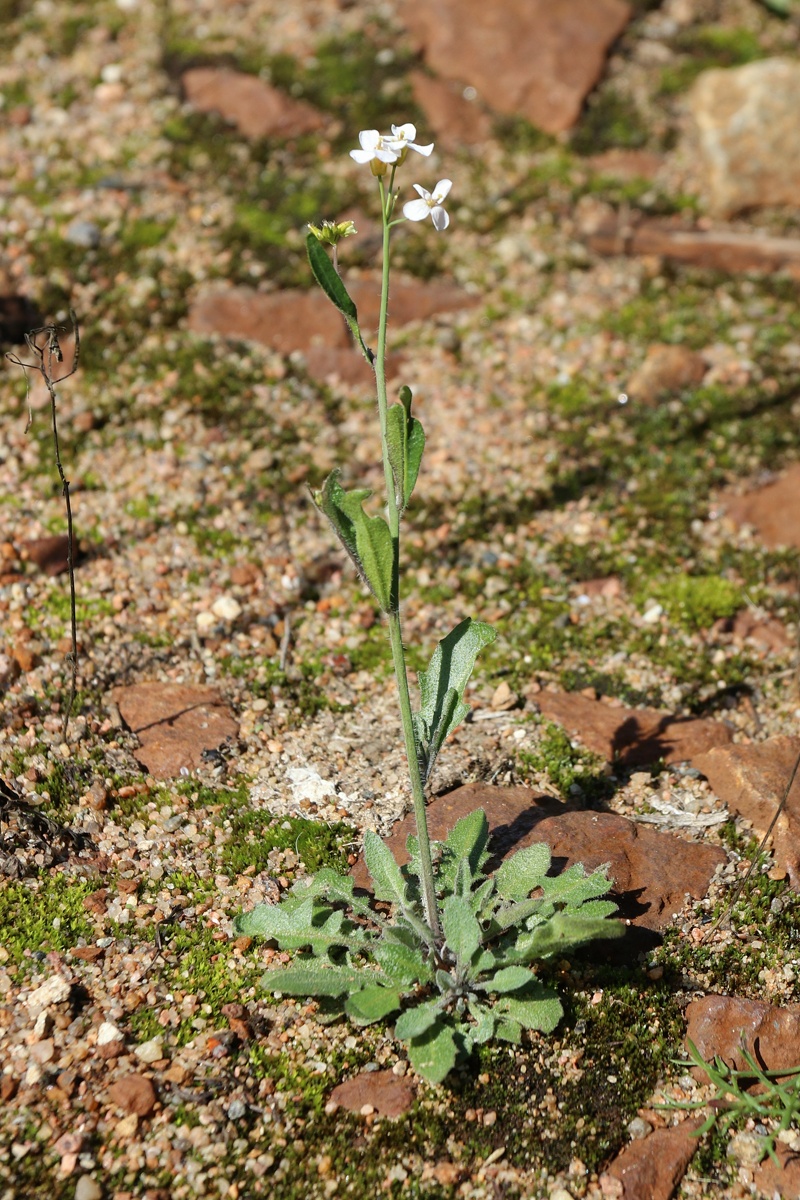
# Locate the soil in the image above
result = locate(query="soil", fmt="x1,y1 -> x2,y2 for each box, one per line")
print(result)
1,1 -> 800,1199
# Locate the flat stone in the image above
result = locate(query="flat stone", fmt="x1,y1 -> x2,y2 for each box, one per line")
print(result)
26,975 -> 71,1014
688,58 -> 800,217
753,1147 -> 800,1199
720,464 -> 800,550
686,996 -> 800,1077
110,682 -> 239,780
409,71 -> 493,149
181,68 -> 325,140
20,535 -> 71,577
626,344 -> 706,404
536,691 -> 733,766
586,149 -> 664,181
353,784 -> 724,931
187,277 -> 478,387
106,1072 -> 157,1118
713,609 -> 791,655
693,737 -> 800,885
329,1069 -> 414,1118
400,0 -> 631,134
600,1119 -> 703,1200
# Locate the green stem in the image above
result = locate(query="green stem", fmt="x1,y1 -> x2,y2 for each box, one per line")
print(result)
376,176 -> 443,946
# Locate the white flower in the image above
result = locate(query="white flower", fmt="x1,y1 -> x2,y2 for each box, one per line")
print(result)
402,179 -> 452,231
386,123 -> 434,158
349,129 -> 399,174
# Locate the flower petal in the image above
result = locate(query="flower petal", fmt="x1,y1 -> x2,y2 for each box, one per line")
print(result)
411,141 -> 434,156
391,122 -> 416,140
433,179 -> 452,201
403,198 -> 431,222
431,206 -> 450,231
358,129 -> 380,150
350,149 -> 374,163
411,183 -> 429,200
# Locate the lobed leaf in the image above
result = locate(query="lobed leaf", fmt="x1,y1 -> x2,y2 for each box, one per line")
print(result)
509,912 -> 624,962
364,830 -> 408,906
395,997 -> 443,1041
372,941 -> 433,987
261,961 -> 387,997
539,862 -> 615,908
235,896 -> 369,953
494,984 -> 563,1034
494,842 -> 551,900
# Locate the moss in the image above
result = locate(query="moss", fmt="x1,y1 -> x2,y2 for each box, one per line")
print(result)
639,573 -> 743,632
220,808 -> 356,878
571,88 -> 650,155
659,26 -> 765,96
516,721 -> 613,804
0,874 -> 96,970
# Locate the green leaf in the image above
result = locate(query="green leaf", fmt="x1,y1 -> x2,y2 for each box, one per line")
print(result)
306,233 -> 372,363
510,912 -> 624,962
235,896 -> 370,953
494,843 -> 551,900
413,618 -> 497,783
260,962 -> 386,997
495,1018 -> 523,1043
539,862 -> 615,907
313,471 -> 395,611
436,809 -> 491,895
363,831 -> 407,906
386,386 -> 425,514
442,895 -> 482,965
495,984 -> 563,1033
467,1002 -> 495,1045
345,985 -> 402,1026
373,941 -> 433,987
407,1020 -> 458,1084
395,997 -> 444,1041
485,965 -> 538,994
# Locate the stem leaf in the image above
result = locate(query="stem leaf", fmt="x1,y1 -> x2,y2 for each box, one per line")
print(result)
313,470 -> 395,612
345,985 -> 402,1026
406,1020 -> 458,1084
413,618 -> 497,783
306,233 -> 372,363
386,386 -> 425,514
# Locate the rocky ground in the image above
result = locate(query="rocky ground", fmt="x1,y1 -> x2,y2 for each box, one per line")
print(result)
1,0 -> 800,1197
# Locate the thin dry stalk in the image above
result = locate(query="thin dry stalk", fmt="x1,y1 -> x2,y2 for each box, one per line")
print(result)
6,311 -> 82,743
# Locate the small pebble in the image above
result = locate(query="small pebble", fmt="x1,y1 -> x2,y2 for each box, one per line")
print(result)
65,220 -> 101,249
74,1174 -> 103,1200
211,596 -> 242,621
134,1036 -> 164,1064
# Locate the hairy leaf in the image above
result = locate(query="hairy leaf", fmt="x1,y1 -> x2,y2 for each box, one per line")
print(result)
373,941 -> 433,987
495,1017 -> 523,1043
494,842 -> 551,900
386,386 -> 425,513
485,965 -> 538,994
406,1020 -> 458,1084
510,912 -> 624,962
313,471 -> 395,612
494,984 -> 562,1033
539,862 -> 615,907
467,1002 -> 495,1045
442,894 -> 481,965
395,998 -> 443,1041
413,619 -> 496,783
235,896 -> 369,953
345,985 -> 402,1025
436,809 -> 491,894
364,830 -> 408,906
261,961 -> 387,997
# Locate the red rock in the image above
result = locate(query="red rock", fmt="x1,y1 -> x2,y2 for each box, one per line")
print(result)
686,996 -> 800,1077
20,535 -> 71,576
71,945 -> 105,962
354,784 -> 724,931
576,577 -> 622,599
720,464 -> 800,550
110,682 -> 239,780
409,71 -> 493,149
601,1119 -> 703,1200
0,1076 -> 19,1102
400,0 -> 631,134
626,343 -> 706,404
586,149 -> 664,180
106,1073 -> 157,1118
329,1069 -> 414,1118
535,691 -> 733,766
187,276 -> 477,379
753,1147 -> 800,1199
181,68 -> 325,140
693,736 -> 800,885
713,608 -> 790,654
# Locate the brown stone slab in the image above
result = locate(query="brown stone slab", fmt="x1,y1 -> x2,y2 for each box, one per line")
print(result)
536,691 -> 733,766
181,68 -> 325,140
693,736 -> 800,885
719,464 -> 800,550
601,1119 -> 703,1200
111,682 -> 239,780
580,212 -> 800,279
329,1069 -> 415,1118
686,996 -> 800,1077
353,784 -> 724,931
400,0 -> 631,134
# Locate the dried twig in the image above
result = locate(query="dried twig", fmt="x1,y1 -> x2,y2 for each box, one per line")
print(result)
6,311 -> 82,742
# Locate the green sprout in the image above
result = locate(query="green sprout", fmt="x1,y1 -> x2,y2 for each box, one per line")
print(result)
663,1038 -> 800,1166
